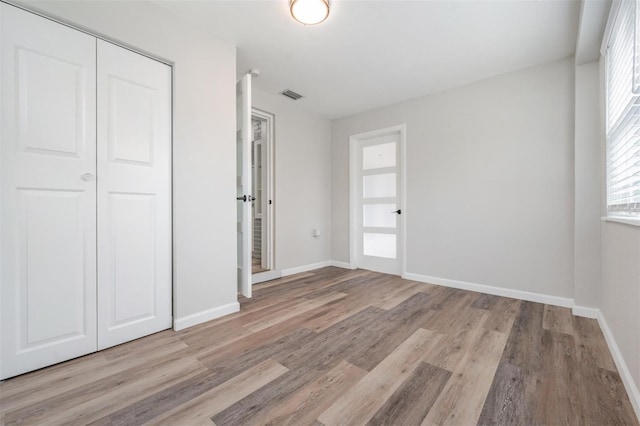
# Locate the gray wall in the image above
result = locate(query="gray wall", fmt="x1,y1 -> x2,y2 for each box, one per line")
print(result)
601,222 -> 640,398
252,88 -> 332,271
17,0 -> 239,320
574,61 -> 602,308
332,58 -> 575,298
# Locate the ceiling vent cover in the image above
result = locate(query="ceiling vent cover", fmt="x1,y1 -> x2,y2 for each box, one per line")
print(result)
280,89 -> 303,100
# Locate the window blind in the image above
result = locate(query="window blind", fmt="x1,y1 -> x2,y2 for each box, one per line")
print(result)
606,0 -> 640,216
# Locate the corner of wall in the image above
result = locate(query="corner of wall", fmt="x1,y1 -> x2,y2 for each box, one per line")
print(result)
574,60 -> 603,309
173,302 -> 240,331
597,308 -> 640,420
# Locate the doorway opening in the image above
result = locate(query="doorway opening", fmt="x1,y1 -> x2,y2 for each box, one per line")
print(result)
236,73 -> 279,297
349,124 -> 406,276
251,108 -> 278,284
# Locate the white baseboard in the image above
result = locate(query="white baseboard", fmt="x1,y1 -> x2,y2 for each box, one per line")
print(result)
572,305 -> 599,319
402,272 -> 574,308
330,260 -> 356,269
281,261 -> 333,276
173,302 -> 240,331
596,310 -> 640,421
280,260 -> 356,277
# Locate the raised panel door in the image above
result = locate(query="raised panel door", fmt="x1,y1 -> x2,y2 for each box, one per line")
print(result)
0,3 -> 98,380
96,40 -> 172,350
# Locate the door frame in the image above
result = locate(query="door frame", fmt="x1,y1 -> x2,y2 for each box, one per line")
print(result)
349,124 -> 407,276
251,108 -> 281,284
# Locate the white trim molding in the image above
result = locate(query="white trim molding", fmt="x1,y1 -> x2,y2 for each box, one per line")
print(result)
330,260 -> 356,269
280,260 -> 355,277
402,272 -> 574,308
602,216 -> 640,227
597,310 -> 640,420
572,305 -> 599,319
281,261 -> 333,276
173,302 -> 239,331
601,0 -> 621,56
251,107 -> 277,271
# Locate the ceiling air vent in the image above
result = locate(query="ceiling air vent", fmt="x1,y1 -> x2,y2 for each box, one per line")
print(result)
280,89 -> 303,100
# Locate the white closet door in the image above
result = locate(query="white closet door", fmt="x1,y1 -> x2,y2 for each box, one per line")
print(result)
96,40 -> 172,350
0,4 -> 97,379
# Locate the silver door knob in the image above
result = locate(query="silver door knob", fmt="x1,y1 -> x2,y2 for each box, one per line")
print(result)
81,172 -> 95,181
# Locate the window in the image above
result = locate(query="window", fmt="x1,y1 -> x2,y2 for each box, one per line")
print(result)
605,0 -> 640,217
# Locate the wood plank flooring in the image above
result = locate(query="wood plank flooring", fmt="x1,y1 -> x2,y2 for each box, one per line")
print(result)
253,257 -> 268,274
1,267 -> 637,425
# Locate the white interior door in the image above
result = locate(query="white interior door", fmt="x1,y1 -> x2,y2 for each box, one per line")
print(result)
96,40 -> 172,350
236,74 -> 252,297
353,131 -> 404,275
0,4 -> 98,379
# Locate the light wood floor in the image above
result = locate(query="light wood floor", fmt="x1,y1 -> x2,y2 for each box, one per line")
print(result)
253,256 -> 268,274
1,267 -> 638,425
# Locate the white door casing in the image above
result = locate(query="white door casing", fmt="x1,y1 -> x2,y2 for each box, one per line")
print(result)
96,40 -> 172,350
350,125 -> 406,276
0,4 -> 98,379
251,108 -> 278,285
236,74 -> 252,297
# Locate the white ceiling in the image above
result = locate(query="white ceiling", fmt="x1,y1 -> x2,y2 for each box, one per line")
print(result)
156,0 -> 581,119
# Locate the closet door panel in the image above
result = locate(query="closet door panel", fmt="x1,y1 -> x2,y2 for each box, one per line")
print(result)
20,190 -> 87,343
0,4 -> 97,380
109,193 -> 156,323
97,40 -> 172,350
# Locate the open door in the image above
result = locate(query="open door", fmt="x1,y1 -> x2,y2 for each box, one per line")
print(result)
236,73 -> 252,297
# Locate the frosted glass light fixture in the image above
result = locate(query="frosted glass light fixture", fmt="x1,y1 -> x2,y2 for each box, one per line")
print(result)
290,0 -> 330,25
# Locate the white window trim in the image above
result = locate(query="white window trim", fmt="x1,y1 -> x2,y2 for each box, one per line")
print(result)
603,0 -> 640,218
602,216 -> 640,227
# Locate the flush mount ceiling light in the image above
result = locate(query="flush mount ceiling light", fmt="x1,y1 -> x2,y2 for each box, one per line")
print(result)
290,0 -> 330,25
